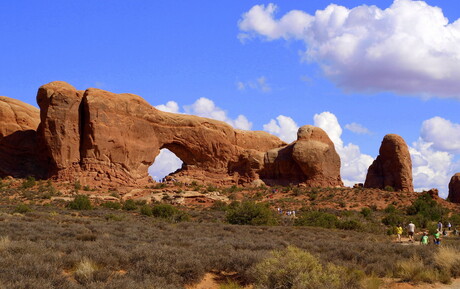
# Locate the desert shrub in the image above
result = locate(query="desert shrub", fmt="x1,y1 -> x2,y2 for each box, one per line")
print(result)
360,207 -> 372,218
206,184 -> 218,192
74,258 -> 99,284
83,185 -> 91,191
73,180 -> 82,191
0,236 -> 11,251
253,246 -> 364,289
211,200 -> 228,211
435,246 -> 460,279
67,195 -> 92,210
225,201 -> 277,226
100,201 -> 122,210
337,220 -> 363,231
381,214 -> 403,226
384,204 -> 397,214
294,211 -> 338,229
406,193 -> 448,222
105,213 -> 124,221
122,199 -> 137,211
397,256 -> 438,284
13,203 -> 31,214
152,204 -> 189,222
384,186 -> 394,192
21,176 -> 36,189
140,205 -> 153,216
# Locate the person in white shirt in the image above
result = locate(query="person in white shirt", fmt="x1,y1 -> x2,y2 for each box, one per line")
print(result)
407,221 -> 415,242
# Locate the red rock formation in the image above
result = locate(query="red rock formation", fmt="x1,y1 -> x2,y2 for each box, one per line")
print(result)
364,134 -> 413,192
261,125 -> 343,187
36,82 -> 83,178
448,173 -> 460,203
0,81 -> 345,188
0,96 -> 44,178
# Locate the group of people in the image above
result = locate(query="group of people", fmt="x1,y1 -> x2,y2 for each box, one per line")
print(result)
277,207 -> 296,217
396,221 -> 457,245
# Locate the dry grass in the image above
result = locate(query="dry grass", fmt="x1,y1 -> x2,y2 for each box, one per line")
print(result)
74,258 -> 99,284
0,203 -> 445,289
435,246 -> 460,278
0,236 -> 10,251
397,256 -> 438,284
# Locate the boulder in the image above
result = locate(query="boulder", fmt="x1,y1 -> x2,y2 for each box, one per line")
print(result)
364,134 -> 413,192
261,125 -> 343,187
448,173 -> 460,203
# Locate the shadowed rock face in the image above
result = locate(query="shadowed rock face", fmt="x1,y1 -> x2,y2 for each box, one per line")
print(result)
448,173 -> 460,203
364,134 -> 413,192
0,96 -> 45,178
1,81 -> 344,187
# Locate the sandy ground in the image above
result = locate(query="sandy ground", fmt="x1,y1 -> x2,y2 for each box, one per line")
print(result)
186,273 -> 460,289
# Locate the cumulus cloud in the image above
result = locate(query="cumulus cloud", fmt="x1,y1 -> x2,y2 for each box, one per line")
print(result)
148,149 -> 183,181
421,117 -> 460,153
345,122 -> 371,135
409,139 -> 459,198
155,97 -> 252,130
237,76 -> 271,92
313,112 -> 374,187
184,97 -> 252,130
239,1 -> 460,98
263,115 -> 299,143
156,101 -> 179,113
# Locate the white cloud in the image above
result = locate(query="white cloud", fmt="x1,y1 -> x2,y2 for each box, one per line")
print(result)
236,76 -> 271,92
239,1 -> 460,98
156,98 -> 252,130
409,139 -> 459,198
263,115 -> 298,143
156,101 -> 179,113
313,112 -> 373,187
421,117 -> 460,153
345,122 -> 371,135
148,149 -> 183,181
184,97 -> 252,130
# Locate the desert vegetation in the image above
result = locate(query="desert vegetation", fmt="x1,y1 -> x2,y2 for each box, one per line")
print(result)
0,178 -> 460,288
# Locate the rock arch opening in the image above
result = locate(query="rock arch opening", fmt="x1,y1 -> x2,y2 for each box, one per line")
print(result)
148,148 -> 183,181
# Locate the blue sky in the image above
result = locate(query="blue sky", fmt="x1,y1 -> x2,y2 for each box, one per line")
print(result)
2,0 -> 460,197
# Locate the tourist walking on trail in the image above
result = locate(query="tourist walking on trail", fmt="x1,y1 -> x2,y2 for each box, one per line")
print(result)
434,231 -> 441,245
396,224 -> 403,243
420,232 -> 429,245
448,222 -> 452,231
437,221 -> 443,232
407,221 -> 415,242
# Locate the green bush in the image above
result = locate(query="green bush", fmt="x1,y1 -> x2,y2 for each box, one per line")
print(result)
14,204 -> 31,214
122,199 -> 137,211
294,211 -> 338,229
337,220 -> 363,231
384,204 -> 397,214
381,213 -> 403,226
100,201 -> 122,210
360,207 -> 372,218
384,185 -> 394,192
151,204 -> 189,222
68,195 -> 92,210
406,193 -> 447,222
253,246 -> 364,289
21,176 -> 36,189
140,205 -> 153,216
225,201 -> 277,226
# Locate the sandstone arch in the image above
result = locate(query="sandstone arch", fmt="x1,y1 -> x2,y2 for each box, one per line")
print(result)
1,81 -> 344,188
